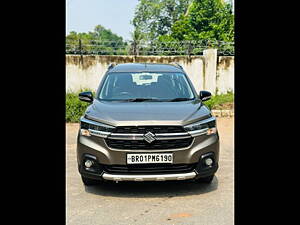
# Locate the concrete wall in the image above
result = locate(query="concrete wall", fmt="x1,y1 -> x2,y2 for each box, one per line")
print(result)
216,56 -> 234,94
66,49 -> 234,95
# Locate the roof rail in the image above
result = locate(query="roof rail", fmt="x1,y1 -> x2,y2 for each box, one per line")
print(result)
108,63 -> 116,70
170,62 -> 183,69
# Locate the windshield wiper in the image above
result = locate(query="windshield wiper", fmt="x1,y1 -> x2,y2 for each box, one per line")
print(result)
168,98 -> 194,102
124,98 -> 160,102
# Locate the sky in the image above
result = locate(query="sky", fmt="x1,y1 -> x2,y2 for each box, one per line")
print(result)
66,0 -> 139,40
66,0 -> 234,40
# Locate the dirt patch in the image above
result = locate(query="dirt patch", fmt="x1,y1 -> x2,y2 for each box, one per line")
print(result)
168,212 -> 192,219
212,102 -> 234,110
218,56 -> 233,70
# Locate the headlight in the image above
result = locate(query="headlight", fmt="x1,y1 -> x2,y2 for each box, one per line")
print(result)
184,117 -> 217,136
80,116 -> 115,137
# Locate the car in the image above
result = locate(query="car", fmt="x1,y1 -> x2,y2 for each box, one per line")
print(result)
77,63 -> 219,185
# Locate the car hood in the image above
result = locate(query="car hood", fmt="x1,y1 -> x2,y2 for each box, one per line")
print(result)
84,99 -> 211,127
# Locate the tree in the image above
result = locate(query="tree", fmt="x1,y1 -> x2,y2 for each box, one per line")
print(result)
160,0 -> 234,42
66,25 -> 127,55
92,25 -> 123,42
129,28 -> 146,55
132,0 -> 192,41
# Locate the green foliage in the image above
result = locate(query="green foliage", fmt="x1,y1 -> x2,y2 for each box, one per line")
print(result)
130,28 -> 146,43
66,25 -> 127,55
133,0 -> 233,43
165,0 -> 234,42
66,90 -> 95,123
92,25 -> 123,42
131,0 -> 234,56
132,0 -> 192,41
204,92 -> 234,110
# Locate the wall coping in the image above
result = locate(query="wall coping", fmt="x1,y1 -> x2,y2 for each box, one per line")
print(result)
211,109 -> 234,117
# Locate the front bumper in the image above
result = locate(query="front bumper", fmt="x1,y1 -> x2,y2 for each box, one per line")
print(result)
102,171 -> 197,182
77,119 -> 220,181
79,162 -> 218,182
77,137 -> 219,182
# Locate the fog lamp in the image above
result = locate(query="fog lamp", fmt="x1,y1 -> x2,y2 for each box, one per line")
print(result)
81,129 -> 91,137
207,128 -> 217,135
205,158 -> 213,166
84,160 -> 94,168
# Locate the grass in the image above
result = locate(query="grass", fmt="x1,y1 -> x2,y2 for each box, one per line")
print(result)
66,90 -> 95,123
203,92 -> 234,110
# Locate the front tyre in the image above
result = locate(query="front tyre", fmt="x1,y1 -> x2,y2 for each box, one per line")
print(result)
81,176 -> 101,186
197,175 -> 214,184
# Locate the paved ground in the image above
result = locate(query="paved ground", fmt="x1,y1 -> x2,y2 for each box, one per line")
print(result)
66,118 -> 234,225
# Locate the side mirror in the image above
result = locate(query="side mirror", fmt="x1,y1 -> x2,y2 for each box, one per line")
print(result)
199,91 -> 211,102
79,91 -> 93,103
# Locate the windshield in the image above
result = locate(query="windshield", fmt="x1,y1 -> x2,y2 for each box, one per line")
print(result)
98,72 -> 195,101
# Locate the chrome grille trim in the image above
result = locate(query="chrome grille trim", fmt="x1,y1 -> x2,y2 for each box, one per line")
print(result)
107,133 -> 144,140
88,129 -> 111,138
154,132 -> 192,140
107,132 -> 191,140
88,130 -> 208,139
187,128 -> 209,137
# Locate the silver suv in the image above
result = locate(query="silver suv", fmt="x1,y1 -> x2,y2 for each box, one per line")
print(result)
77,63 -> 219,185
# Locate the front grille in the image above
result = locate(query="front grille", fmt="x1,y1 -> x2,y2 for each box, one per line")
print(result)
105,138 -> 193,150
103,163 -> 197,174
114,126 -> 185,134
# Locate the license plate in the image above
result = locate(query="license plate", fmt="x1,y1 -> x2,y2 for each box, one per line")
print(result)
127,153 -> 173,164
